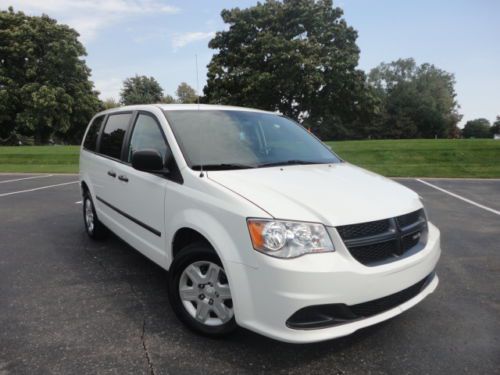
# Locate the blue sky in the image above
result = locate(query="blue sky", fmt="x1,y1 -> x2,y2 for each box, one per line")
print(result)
4,0 -> 500,125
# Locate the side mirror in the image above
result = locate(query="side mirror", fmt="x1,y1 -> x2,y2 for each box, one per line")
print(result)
132,149 -> 165,173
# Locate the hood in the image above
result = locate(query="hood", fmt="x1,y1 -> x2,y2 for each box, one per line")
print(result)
207,163 -> 421,226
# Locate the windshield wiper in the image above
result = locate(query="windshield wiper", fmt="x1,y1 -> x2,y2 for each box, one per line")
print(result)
191,163 -> 256,171
257,160 -> 322,168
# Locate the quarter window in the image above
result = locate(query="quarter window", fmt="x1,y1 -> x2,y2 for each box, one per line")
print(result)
100,113 -> 132,159
83,115 -> 104,151
128,114 -> 168,163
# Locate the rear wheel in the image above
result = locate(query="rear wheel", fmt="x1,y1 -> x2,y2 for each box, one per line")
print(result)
83,191 -> 108,240
168,243 -> 236,336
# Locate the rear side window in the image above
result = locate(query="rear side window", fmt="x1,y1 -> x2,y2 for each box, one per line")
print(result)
83,115 -> 104,151
99,113 -> 132,159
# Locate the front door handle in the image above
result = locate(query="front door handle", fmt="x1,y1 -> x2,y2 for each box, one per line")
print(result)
107,171 -> 116,178
118,175 -> 129,182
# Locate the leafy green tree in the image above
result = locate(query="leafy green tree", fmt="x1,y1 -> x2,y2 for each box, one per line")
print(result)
176,82 -> 198,103
204,0 -> 375,139
490,116 -> 500,137
0,7 -> 101,144
368,58 -> 461,138
462,118 -> 491,138
120,75 -> 164,105
102,98 -> 120,110
161,94 -> 176,104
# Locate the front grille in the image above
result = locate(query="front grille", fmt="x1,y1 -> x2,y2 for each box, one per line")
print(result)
336,209 -> 428,266
336,219 -> 390,240
397,210 -> 422,228
287,272 -> 435,329
348,239 -> 399,265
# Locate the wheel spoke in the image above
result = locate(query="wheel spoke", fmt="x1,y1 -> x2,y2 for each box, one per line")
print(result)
216,284 -> 231,300
205,263 -> 220,283
179,260 -> 234,327
196,301 -> 210,322
185,265 -> 203,284
179,286 -> 198,301
212,301 -> 231,322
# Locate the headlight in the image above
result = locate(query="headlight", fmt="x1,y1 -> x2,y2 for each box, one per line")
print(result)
247,219 -> 335,258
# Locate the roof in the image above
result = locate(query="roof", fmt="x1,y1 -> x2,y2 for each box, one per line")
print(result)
97,103 -> 274,117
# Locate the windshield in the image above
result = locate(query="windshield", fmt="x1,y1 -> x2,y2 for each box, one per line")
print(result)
163,110 -> 340,170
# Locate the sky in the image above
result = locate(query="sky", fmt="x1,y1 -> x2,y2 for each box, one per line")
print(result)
3,0 -> 499,125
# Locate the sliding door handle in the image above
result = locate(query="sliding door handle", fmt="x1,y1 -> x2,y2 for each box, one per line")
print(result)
118,175 -> 129,182
107,171 -> 116,178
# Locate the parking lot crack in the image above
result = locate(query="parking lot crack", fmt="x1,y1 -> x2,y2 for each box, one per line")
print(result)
141,318 -> 156,375
81,239 -> 158,374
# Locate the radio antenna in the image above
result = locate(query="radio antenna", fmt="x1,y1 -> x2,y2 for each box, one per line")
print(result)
195,54 -> 201,109
195,54 -> 204,177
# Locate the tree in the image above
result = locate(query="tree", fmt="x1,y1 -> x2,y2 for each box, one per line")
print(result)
0,7 -> 101,144
176,82 -> 198,103
120,75 -> 163,105
102,98 -> 120,110
161,94 -> 176,104
462,118 -> 491,138
204,0 -> 375,139
368,58 -> 461,138
490,116 -> 500,137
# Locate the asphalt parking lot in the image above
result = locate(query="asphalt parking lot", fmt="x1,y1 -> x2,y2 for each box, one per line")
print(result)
0,173 -> 499,374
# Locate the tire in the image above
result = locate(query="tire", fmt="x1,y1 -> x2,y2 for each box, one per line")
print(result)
83,190 -> 108,240
168,243 -> 237,337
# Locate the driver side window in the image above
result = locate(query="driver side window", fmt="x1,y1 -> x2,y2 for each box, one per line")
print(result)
128,113 -> 168,163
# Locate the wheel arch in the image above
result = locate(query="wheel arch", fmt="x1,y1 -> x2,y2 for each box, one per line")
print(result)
81,180 -> 89,194
171,227 -> 213,260
167,209 -> 252,269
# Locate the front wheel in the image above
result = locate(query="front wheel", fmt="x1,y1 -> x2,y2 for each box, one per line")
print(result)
168,243 -> 237,336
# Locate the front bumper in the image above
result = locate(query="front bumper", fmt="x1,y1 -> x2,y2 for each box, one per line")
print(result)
228,222 -> 441,343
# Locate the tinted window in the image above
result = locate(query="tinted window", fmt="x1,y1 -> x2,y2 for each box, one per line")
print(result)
100,113 -> 132,159
127,114 -> 168,163
164,110 -> 339,169
83,115 -> 104,151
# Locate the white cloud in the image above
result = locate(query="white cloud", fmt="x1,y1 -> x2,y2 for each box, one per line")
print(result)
93,76 -> 123,100
171,31 -> 215,49
8,0 -> 180,43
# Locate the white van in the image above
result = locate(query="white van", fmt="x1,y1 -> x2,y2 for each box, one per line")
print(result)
79,104 -> 440,343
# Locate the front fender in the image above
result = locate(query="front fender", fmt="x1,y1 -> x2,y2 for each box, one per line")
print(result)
166,208 -> 257,269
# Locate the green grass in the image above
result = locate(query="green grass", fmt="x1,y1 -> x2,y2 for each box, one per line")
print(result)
328,139 -> 500,178
0,139 -> 499,177
0,145 -> 79,173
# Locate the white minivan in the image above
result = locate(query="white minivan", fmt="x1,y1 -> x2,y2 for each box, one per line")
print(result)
79,104 -> 440,343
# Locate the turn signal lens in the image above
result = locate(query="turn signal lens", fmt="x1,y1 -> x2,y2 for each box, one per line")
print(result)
247,219 -> 335,258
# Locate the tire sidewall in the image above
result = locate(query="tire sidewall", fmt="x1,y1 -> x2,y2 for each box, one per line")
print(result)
83,193 -> 96,237
168,244 -> 237,336
82,190 -> 107,240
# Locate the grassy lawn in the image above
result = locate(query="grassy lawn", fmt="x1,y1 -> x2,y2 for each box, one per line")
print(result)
0,139 -> 499,177
328,139 -> 500,178
0,145 -> 79,173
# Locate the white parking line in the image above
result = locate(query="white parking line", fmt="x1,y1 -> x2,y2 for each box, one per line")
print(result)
0,181 -> 78,197
75,200 -> 82,204
416,178 -> 500,216
0,174 -> 54,184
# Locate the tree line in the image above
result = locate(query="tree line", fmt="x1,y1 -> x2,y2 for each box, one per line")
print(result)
103,78 -> 199,109
1,2 -> 498,145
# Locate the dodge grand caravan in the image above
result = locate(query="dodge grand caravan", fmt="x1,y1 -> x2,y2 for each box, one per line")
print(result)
79,104 -> 440,343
